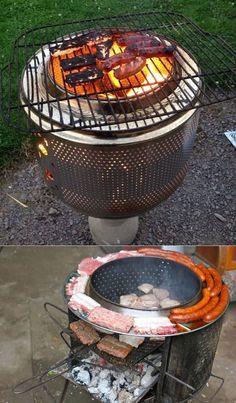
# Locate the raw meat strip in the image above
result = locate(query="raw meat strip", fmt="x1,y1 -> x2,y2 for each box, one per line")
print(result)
88,306 -> 134,333
66,275 -> 89,295
68,293 -> 100,313
78,258 -> 102,276
133,317 -> 176,335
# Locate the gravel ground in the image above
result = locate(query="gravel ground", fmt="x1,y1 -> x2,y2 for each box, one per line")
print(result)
0,100 -> 236,245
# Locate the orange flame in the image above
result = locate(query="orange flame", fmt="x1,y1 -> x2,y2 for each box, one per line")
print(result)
49,38 -> 173,100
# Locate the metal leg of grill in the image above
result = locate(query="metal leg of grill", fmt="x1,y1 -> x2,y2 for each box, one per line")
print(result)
88,216 -> 139,244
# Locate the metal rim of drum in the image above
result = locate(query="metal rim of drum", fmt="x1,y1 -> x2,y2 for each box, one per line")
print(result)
88,256 -> 202,315
20,34 -> 203,143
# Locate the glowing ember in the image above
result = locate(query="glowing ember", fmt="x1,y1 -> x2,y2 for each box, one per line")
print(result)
48,31 -> 174,100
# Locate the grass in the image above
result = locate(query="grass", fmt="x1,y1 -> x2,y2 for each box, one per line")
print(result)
0,0 -> 235,169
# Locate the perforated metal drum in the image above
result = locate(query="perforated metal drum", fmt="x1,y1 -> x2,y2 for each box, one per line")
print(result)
33,108 -> 200,218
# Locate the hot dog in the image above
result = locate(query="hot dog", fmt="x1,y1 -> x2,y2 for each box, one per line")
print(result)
196,264 -> 214,291
202,284 -> 229,323
169,296 -> 219,323
137,248 -> 205,282
114,57 -> 146,80
171,289 -> 211,315
208,268 -> 222,297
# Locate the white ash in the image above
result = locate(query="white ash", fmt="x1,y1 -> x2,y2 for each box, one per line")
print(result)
68,351 -> 161,403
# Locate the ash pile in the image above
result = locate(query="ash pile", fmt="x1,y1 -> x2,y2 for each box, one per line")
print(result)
63,350 -> 161,403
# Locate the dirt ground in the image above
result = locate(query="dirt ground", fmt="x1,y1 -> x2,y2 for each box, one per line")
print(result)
0,100 -> 236,245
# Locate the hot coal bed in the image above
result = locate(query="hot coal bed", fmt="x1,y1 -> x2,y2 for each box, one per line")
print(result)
1,11 -> 236,243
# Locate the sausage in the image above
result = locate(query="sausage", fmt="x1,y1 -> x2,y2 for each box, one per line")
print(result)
116,34 -> 160,47
169,296 -> 219,323
208,268 -> 222,297
96,52 -> 136,71
202,284 -> 229,323
114,57 -> 146,80
127,44 -> 176,58
196,264 -> 214,291
171,289 -> 211,315
137,248 -> 205,282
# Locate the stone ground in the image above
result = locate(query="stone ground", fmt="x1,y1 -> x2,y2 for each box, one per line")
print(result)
0,100 -> 236,245
0,246 -> 235,403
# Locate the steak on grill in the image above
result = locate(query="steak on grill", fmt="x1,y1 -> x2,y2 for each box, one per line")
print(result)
97,335 -> 133,358
70,321 -> 100,345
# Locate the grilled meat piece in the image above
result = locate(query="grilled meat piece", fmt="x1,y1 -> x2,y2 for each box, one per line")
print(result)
116,34 -> 160,47
160,298 -> 180,308
70,321 -> 100,345
126,44 -> 176,58
138,294 -> 160,308
50,30 -> 112,56
96,39 -> 113,60
96,52 -> 136,72
114,56 -> 146,80
88,306 -> 134,333
120,293 -> 138,307
119,334 -> 145,348
137,283 -> 154,294
60,55 -> 96,71
97,335 -> 133,358
65,67 -> 103,85
152,288 -> 170,300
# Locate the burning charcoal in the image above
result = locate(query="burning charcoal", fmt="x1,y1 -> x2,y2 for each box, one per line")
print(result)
65,67 -> 104,85
71,367 -> 91,385
96,39 -> 113,60
118,390 -> 133,402
108,389 -> 118,403
97,379 -> 112,395
88,387 -> 99,394
60,55 -> 96,71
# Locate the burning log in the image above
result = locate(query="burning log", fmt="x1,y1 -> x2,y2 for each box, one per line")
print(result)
65,67 -> 104,85
96,39 -> 113,60
60,54 -> 96,71
114,57 -> 146,80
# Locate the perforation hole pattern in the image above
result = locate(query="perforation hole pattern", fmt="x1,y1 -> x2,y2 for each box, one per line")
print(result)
38,110 -> 199,217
